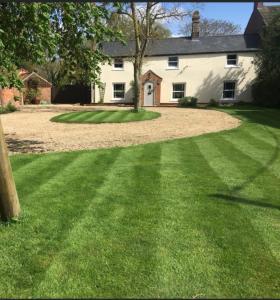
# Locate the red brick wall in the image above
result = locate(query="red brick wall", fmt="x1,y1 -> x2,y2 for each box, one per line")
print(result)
0,88 -> 17,106
0,86 -> 52,106
38,87 -> 51,103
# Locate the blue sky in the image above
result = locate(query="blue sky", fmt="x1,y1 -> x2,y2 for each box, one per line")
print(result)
166,2 -> 280,36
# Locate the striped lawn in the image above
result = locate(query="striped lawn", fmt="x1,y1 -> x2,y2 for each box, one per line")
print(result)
0,106 -> 279,298
50,110 -> 161,123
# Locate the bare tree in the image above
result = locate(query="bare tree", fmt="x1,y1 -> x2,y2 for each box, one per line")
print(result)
107,13 -> 171,40
118,2 -> 190,111
180,17 -> 241,37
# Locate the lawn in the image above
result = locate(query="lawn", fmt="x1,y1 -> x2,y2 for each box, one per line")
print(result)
50,109 -> 161,123
0,106 -> 279,298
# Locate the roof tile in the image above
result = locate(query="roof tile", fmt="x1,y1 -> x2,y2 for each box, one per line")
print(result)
101,34 -> 261,57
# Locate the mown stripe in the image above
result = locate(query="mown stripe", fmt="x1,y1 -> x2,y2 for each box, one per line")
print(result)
82,110 -> 106,122
195,136 -> 280,297
14,152 -> 79,201
86,110 -> 114,123
70,111 -> 93,122
54,112 -> 77,121
153,139 -> 228,297
34,145 -> 163,297
1,148 -> 122,297
221,130 -> 280,179
242,125 -> 279,148
11,154 -> 41,173
212,134 -> 280,204
118,143 -> 163,297
100,110 -> 125,123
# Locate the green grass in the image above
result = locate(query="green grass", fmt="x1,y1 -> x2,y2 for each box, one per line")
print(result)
50,110 -> 161,123
1,106 -> 280,298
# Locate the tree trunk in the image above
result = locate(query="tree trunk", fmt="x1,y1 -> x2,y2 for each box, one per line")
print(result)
133,62 -> 140,111
133,59 -> 142,111
0,117 -> 20,221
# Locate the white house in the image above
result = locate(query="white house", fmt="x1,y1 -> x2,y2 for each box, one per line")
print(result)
93,3 -> 277,106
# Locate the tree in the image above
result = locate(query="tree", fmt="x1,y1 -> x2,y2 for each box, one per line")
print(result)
180,17 -> 241,36
117,2 -> 190,111
20,60 -> 68,87
0,2 -> 122,221
107,13 -> 171,40
252,11 -> 280,107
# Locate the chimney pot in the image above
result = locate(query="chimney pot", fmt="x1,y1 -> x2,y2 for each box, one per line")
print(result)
191,10 -> 200,40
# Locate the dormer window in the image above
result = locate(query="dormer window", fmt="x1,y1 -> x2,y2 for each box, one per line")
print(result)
168,56 -> 178,68
227,54 -> 237,66
114,58 -> 124,69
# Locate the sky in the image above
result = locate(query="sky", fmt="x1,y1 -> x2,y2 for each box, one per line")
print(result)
165,2 -> 280,37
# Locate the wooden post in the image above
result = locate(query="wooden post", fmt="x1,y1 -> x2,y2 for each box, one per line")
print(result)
0,116 -> 20,221
90,82 -> 95,104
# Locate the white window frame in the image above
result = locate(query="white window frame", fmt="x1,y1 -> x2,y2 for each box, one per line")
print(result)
113,58 -> 124,70
167,56 -> 179,69
225,54 -> 238,68
113,83 -> 125,100
222,81 -> 236,100
172,83 -> 186,101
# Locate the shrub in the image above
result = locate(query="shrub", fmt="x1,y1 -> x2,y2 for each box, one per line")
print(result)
14,96 -> 21,102
252,79 -> 280,107
40,100 -> 49,105
0,102 -> 17,114
0,107 -> 7,114
24,88 -> 41,104
252,11 -> 280,107
235,100 -> 248,106
130,108 -> 145,113
6,102 -> 17,112
178,97 -> 197,107
208,98 -> 219,107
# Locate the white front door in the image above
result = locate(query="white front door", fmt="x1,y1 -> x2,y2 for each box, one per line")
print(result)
144,82 -> 154,106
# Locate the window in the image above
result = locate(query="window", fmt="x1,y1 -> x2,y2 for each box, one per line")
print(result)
223,81 -> 236,99
227,54 -> 237,66
172,83 -> 185,99
113,83 -> 125,99
114,58 -> 123,69
168,56 -> 178,68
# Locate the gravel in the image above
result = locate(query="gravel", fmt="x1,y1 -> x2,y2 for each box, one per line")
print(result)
1,105 -> 240,154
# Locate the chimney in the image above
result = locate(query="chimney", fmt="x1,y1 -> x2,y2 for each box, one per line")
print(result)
191,10 -> 200,40
254,2 -> 264,10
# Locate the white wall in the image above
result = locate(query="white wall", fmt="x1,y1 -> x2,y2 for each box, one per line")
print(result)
94,52 -> 257,104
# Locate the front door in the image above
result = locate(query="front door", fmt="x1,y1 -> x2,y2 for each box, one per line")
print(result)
144,82 -> 154,106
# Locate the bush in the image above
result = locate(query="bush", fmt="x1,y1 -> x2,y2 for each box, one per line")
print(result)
178,97 -> 197,107
0,102 -> 17,114
252,79 -> 280,107
252,11 -> 280,107
208,98 -> 219,107
14,96 -> 21,102
0,107 -> 7,114
40,100 -> 49,105
130,108 -> 145,113
24,88 -> 41,104
6,102 -> 17,112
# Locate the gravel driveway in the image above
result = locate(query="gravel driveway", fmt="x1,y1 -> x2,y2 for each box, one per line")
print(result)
1,105 -> 240,154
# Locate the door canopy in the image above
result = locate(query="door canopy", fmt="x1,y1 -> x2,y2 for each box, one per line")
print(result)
140,70 -> 162,106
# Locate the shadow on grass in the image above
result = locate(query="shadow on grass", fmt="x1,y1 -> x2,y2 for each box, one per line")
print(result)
209,193 -> 280,211
220,104 -> 280,129
210,106 -> 280,211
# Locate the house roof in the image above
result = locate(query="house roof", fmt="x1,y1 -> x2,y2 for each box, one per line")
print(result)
20,70 -> 52,87
258,5 -> 280,25
101,34 -> 261,58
